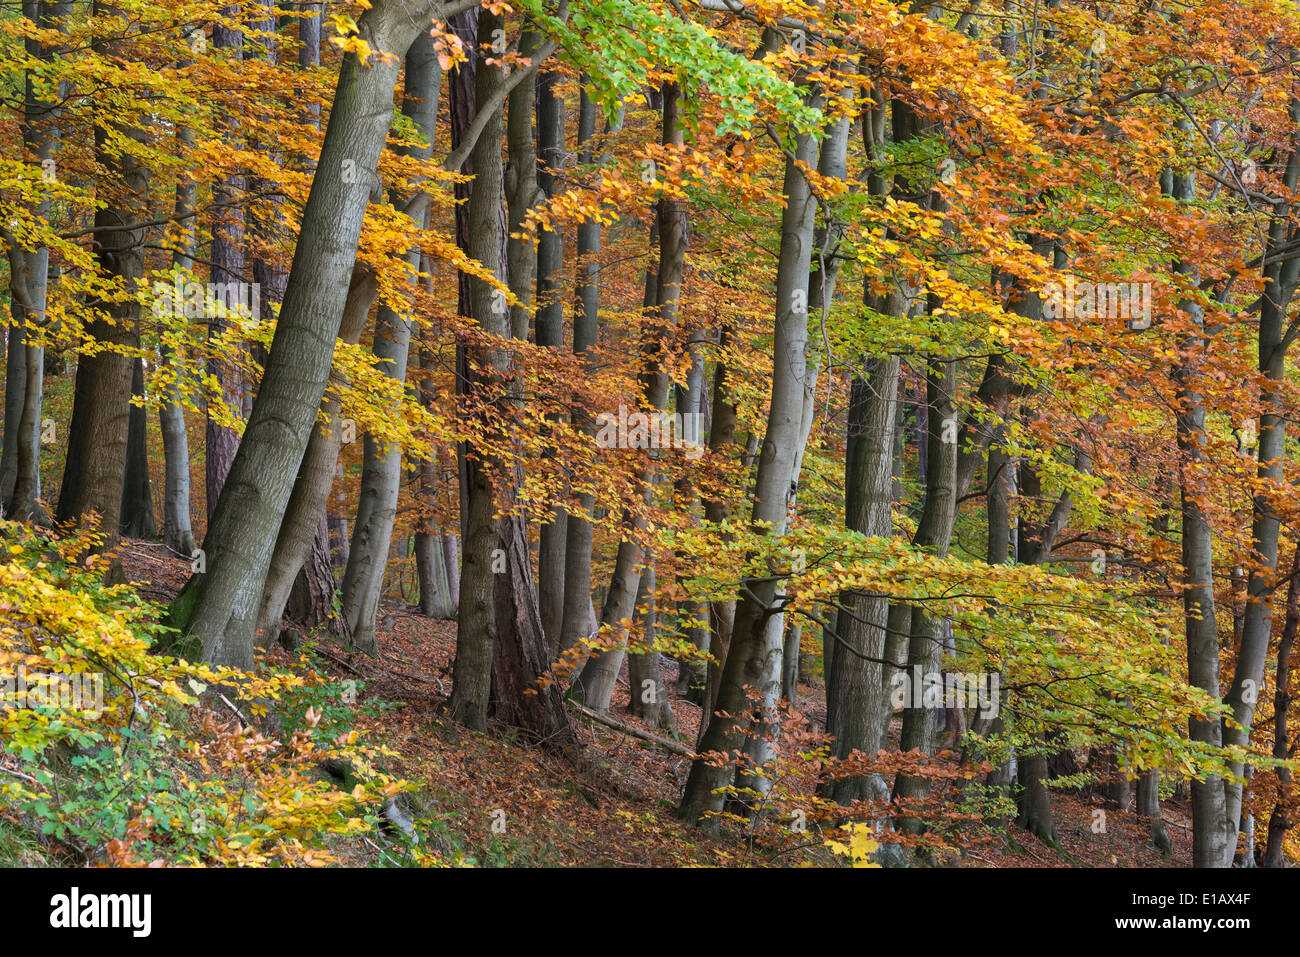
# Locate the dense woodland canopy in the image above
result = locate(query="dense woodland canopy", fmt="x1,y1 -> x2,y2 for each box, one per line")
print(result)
0,0 -> 1299,871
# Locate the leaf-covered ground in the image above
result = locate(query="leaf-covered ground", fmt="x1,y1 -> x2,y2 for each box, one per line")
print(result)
118,540 -> 1198,868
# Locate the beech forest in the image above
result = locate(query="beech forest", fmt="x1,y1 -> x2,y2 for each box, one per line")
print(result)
0,0 -> 1298,885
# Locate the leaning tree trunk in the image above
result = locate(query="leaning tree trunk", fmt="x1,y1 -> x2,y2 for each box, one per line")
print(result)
576,215 -> 661,711
578,83 -> 684,712
254,266 -> 377,645
167,0 -> 439,667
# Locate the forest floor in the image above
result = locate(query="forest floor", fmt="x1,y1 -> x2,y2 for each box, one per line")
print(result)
120,540 -> 1198,868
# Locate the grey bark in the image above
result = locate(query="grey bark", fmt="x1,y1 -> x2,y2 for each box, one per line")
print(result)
1221,101 -> 1300,856
119,356 -> 157,537
558,84 -> 617,665
170,0 -> 440,667
58,0 -> 147,556
255,267 -> 377,645
1168,142 -> 1234,867
340,29 -> 440,654
205,8 -> 247,518
627,562 -> 677,732
679,84 -> 821,829
578,83 -> 685,711
3,1 -> 69,524
534,59 -> 567,651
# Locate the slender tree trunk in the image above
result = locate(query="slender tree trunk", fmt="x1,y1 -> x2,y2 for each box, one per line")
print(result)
893,357 -> 958,822
119,356 -> 156,537
699,326 -> 739,734
534,59 -> 567,651
1167,148 -> 1235,867
340,29 -> 439,653
578,83 -> 685,711
674,343 -> 708,701
446,3 -> 494,729
205,7 -> 247,517
627,562 -> 677,732
5,1 -> 69,525
679,84 -> 821,830
1,322 -> 23,507
446,10 -> 578,758
158,25 -> 203,556
1222,103 -> 1300,850
576,213 -> 662,710
1263,546 -> 1299,866
558,84 -> 617,664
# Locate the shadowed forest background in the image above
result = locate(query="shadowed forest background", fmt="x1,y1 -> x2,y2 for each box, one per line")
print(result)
0,0 -> 1298,869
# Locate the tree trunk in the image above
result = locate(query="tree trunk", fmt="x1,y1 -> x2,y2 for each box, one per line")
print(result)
893,356 -> 958,819
823,358 -> 899,805
1222,102 -> 1300,849
2,1 -> 67,526
205,8 -> 247,518
534,59 -> 566,651
1263,547 -> 1299,866
627,562 -> 677,733
119,356 -> 157,538
679,83 -> 821,829
446,3 -> 495,730
168,0 -> 436,667
254,266 -> 376,644
340,29 -> 439,654
58,1 -> 147,557
578,83 -> 685,710
558,84 -> 616,664
1167,144 -> 1235,867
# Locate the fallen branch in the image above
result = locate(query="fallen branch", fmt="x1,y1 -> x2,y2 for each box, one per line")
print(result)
566,700 -> 695,758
